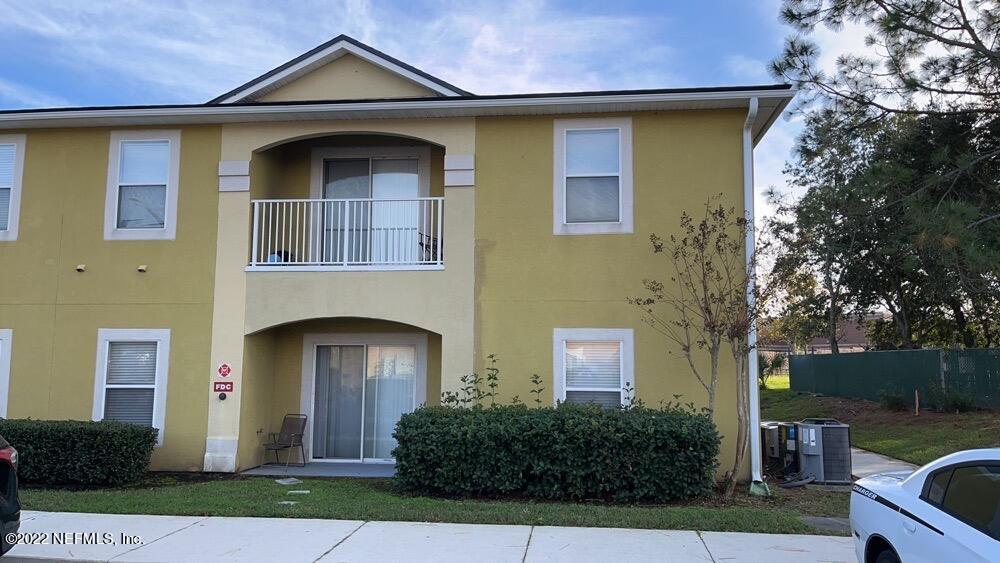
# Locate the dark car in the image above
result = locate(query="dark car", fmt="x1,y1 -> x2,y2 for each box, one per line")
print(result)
0,434 -> 19,556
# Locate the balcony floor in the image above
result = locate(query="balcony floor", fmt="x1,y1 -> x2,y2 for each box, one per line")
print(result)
241,462 -> 395,479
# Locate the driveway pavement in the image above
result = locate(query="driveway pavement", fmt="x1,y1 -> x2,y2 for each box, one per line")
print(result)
851,447 -> 919,479
6,511 -> 855,563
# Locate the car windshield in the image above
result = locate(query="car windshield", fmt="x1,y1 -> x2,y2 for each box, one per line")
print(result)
0,435 -> 7,449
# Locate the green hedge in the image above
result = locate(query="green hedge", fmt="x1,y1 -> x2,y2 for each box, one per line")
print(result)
0,419 -> 157,487
393,403 -> 720,502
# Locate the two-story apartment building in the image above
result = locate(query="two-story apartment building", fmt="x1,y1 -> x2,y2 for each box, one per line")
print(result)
0,36 -> 793,478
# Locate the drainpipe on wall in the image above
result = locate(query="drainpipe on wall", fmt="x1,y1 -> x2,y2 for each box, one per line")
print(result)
742,97 -> 767,494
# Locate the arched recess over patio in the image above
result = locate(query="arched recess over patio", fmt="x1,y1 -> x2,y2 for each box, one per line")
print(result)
238,316 -> 443,469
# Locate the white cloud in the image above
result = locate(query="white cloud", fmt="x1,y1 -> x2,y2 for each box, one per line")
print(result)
0,0 -> 674,101
725,54 -> 769,83
0,79 -> 70,108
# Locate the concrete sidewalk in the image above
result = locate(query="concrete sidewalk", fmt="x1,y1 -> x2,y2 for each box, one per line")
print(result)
7,511 -> 855,563
851,447 -> 919,479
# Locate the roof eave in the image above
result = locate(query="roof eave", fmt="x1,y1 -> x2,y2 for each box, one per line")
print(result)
0,87 -> 795,142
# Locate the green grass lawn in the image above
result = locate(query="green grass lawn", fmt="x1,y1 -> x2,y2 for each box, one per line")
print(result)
20,474 -> 848,535
761,375 -> 1000,465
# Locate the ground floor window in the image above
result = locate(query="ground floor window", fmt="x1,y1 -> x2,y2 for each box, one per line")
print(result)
553,328 -> 634,408
92,328 -> 170,446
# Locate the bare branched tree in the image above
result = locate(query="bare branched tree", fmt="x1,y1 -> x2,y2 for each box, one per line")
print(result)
630,197 -> 779,496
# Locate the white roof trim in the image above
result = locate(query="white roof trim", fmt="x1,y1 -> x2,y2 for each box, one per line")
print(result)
217,39 -> 464,103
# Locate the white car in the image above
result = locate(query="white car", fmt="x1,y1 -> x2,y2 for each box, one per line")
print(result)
850,448 -> 999,562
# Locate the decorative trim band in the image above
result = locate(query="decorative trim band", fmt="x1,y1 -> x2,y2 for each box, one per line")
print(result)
444,153 -> 474,187
218,160 -> 251,192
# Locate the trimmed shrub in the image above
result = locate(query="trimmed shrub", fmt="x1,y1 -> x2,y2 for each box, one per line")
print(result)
878,390 -> 909,412
0,419 -> 157,487
393,403 -> 720,502
922,383 -> 976,413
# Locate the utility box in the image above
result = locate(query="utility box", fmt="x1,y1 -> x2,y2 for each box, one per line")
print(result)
796,418 -> 852,484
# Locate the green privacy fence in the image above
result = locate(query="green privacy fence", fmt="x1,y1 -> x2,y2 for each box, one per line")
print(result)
789,348 -> 1000,409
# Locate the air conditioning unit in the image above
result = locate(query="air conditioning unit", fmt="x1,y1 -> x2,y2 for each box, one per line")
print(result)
796,418 -> 852,484
760,421 -> 800,476
760,421 -> 780,459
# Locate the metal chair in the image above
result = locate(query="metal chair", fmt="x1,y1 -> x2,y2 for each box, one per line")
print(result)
263,414 -> 307,468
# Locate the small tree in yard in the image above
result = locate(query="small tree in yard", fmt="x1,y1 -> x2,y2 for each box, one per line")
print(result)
629,197 -> 777,496
758,352 -> 787,390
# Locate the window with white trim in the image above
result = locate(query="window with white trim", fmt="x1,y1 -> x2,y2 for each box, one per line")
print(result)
0,134 -> 26,241
105,131 -> 180,240
553,328 -> 635,408
553,118 -> 633,235
93,329 -> 170,446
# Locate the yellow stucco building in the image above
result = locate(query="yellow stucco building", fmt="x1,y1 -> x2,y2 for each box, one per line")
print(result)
0,36 -> 792,479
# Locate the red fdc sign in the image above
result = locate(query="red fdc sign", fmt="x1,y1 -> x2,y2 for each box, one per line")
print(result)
214,381 -> 234,393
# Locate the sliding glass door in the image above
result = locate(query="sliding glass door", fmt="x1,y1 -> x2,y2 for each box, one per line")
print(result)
321,157 -> 421,264
313,344 -> 416,461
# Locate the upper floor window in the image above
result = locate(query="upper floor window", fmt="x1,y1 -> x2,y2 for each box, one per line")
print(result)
105,131 -> 180,240
0,134 -> 26,241
553,118 -> 633,235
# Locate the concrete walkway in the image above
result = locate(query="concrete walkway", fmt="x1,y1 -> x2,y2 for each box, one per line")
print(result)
241,462 -> 395,479
7,511 -> 855,563
851,447 -> 919,479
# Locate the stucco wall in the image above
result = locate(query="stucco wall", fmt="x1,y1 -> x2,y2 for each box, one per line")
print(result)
474,110 -> 749,477
257,54 -> 437,102
0,125 -> 221,471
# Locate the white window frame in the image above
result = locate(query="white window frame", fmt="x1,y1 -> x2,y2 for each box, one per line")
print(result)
553,117 -> 633,235
309,146 -> 432,199
0,329 -> 12,418
0,134 -> 26,242
552,328 -> 635,406
104,130 -> 181,240
92,328 -> 170,446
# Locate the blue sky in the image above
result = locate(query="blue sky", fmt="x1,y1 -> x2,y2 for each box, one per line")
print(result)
0,0 -> 868,212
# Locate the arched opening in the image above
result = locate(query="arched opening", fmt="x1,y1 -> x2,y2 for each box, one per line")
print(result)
237,317 -> 442,471
248,133 -> 446,270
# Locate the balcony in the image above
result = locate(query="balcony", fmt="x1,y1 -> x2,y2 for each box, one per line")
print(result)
248,197 -> 444,271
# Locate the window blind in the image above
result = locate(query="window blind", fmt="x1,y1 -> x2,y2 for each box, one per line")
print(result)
0,143 -> 13,231
104,388 -> 155,426
106,341 -> 158,385
564,341 -> 622,408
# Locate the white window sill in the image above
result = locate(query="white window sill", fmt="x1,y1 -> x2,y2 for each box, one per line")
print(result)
104,228 -> 175,241
555,221 -> 633,235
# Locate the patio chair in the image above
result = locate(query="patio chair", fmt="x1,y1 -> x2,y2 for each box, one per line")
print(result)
263,414 -> 307,468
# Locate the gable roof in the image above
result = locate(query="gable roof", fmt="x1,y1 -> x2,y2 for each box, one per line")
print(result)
208,34 -> 471,104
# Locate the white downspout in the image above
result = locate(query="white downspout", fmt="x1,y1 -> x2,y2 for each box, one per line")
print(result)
743,97 -> 764,485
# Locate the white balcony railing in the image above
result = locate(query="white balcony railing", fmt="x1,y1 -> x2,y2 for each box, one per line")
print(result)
249,198 -> 443,270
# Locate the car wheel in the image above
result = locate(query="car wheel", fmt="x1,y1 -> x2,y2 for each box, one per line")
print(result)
874,548 -> 901,563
